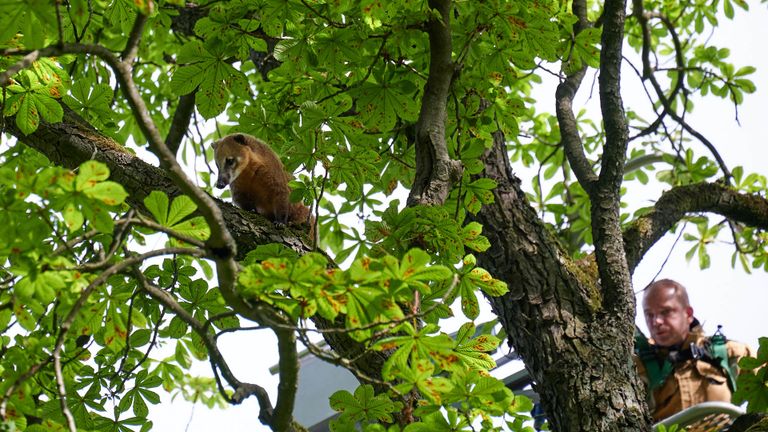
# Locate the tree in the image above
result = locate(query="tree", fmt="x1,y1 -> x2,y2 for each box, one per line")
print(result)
1,0 -> 767,431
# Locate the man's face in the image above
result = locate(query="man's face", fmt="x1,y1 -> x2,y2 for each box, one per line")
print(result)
643,286 -> 694,347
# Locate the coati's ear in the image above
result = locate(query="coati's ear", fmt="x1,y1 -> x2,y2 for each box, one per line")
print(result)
212,139 -> 219,151
233,134 -> 247,145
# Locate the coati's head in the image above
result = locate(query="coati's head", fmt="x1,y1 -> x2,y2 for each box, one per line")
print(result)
212,133 -> 251,189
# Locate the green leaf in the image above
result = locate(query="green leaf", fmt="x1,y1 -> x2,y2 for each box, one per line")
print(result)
14,277 -> 35,300
171,65 -> 205,96
464,177 -> 497,214
462,222 -> 491,252
572,27 -> 602,69
85,181 -> 128,206
133,393 -> 149,418
30,93 -> 63,122
82,204 -> 114,233
739,357 -> 763,370
460,284 -> 479,320
353,79 -> 419,132
509,394 -> 535,414
698,245 -> 711,269
63,202 -> 84,231
404,408 -> 468,432
105,0 -> 136,33
197,78 -> 228,119
145,191 -> 170,225
168,316 -> 187,338
16,94 -> 40,135
170,216 -> 211,241
400,248 -> 452,283
395,359 -> 453,404
452,322 -> 500,371
130,329 -> 152,348
330,385 -> 402,424
443,369 -> 513,416
76,160 -> 111,191
167,195 -> 198,226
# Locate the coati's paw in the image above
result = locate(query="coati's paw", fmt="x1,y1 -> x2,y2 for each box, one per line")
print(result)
273,220 -> 288,230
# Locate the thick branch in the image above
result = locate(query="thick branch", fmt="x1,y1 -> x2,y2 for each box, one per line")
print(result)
1,26 -> 253,351
556,0 -> 598,195
406,0 -> 462,206
272,328 -> 300,432
93,42 -> 234,253
593,0 -> 634,316
598,0 -> 630,191
8,107 -> 313,259
137,276 -> 305,431
624,182 -> 768,271
4,106 -> 381,432
4,31 -> 245,317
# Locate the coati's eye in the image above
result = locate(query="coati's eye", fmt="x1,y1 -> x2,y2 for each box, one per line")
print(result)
225,157 -> 235,166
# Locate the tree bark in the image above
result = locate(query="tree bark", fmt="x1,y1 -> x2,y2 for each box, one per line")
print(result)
407,0 -> 462,207
470,131 -> 651,431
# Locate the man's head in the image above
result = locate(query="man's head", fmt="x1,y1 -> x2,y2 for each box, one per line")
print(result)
642,279 -> 694,347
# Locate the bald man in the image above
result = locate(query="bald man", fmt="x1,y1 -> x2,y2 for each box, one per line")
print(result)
634,279 -> 754,421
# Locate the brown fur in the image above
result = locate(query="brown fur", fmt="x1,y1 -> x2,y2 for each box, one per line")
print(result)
212,133 -> 311,227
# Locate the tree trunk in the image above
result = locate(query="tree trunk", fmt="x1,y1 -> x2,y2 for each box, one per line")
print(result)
470,132 -> 652,431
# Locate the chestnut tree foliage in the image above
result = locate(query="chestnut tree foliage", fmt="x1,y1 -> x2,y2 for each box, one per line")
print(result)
1,0 -> 768,431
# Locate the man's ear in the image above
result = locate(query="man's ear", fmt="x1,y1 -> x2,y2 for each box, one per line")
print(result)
685,306 -> 694,324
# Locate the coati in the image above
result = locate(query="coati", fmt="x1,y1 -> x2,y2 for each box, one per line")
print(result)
212,133 -> 311,228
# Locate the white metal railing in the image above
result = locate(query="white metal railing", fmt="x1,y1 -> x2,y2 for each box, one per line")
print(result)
653,401 -> 745,431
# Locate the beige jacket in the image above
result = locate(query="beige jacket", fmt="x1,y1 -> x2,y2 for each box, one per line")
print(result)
634,326 -> 754,422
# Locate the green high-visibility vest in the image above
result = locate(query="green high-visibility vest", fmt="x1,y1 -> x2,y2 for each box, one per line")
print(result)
634,327 -> 737,392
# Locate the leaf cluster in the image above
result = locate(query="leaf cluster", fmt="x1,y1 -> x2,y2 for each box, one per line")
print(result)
0,155 -> 225,430
733,337 -> 768,413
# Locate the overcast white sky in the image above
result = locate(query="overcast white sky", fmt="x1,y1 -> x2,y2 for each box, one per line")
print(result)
149,6 -> 768,431
626,5 -> 768,347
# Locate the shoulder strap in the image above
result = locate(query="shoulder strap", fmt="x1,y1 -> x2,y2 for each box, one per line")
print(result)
709,326 -> 738,392
635,328 -> 673,391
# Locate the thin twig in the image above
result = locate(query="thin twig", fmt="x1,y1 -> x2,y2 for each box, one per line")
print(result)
316,36 -> 389,105
75,246 -> 203,272
53,346 -> 78,432
131,214 -> 207,248
298,0 -> 347,28
0,50 -> 44,86
134,271 -> 282,425
121,9 -> 148,63
54,0 -> 65,46
631,2 -> 732,183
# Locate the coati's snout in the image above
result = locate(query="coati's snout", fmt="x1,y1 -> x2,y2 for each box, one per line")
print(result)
214,154 -> 239,189
214,173 -> 230,189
